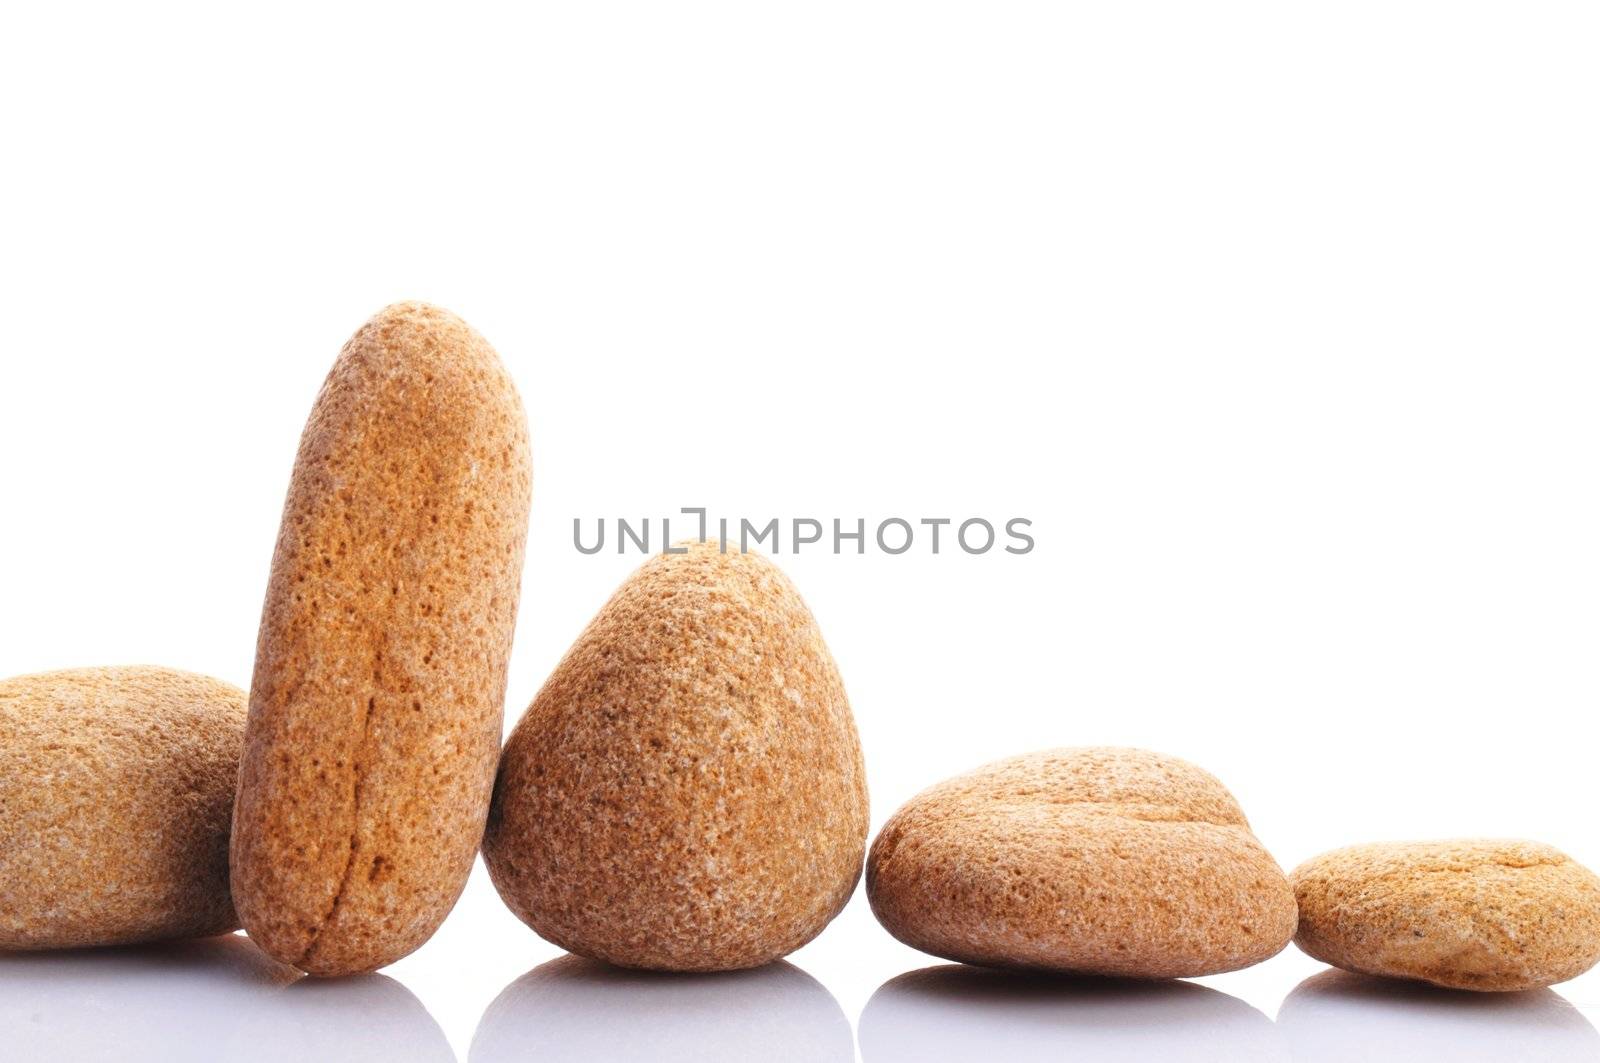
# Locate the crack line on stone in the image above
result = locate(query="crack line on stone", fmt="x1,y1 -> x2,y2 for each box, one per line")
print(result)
292,685 -> 378,969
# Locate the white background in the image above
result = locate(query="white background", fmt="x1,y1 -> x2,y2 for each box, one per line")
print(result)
2,2 -> 1598,1059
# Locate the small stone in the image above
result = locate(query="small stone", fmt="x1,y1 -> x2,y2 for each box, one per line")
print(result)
483,541 -> 869,972
866,747 -> 1297,978
0,666 -> 246,950
231,301 -> 533,976
1291,839 -> 1600,991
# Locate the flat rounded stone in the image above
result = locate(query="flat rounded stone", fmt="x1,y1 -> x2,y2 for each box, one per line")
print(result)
1291,839 -> 1600,991
0,666 -> 246,950
866,747 -> 1297,978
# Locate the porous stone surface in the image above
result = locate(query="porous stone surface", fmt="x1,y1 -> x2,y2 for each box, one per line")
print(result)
232,301 -> 532,976
483,541 -> 869,971
0,666 -> 246,949
1291,839 -> 1600,991
866,747 -> 1297,978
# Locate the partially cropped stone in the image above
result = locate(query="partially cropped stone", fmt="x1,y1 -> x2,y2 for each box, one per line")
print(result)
1291,839 -> 1600,991
0,666 -> 246,949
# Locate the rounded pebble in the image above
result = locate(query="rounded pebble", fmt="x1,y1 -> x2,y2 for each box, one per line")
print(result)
231,301 -> 533,976
0,666 -> 246,950
866,747 -> 1297,978
484,541 -> 869,971
1291,839 -> 1600,991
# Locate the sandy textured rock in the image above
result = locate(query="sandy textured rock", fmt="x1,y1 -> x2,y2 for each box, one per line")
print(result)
0,666 -> 246,949
1291,839 -> 1600,991
866,747 -> 1297,978
484,541 -> 868,971
232,301 -> 532,976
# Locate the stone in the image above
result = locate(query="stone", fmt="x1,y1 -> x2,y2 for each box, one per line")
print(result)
483,541 -> 868,971
231,301 -> 532,976
866,747 -> 1296,978
0,666 -> 246,950
1291,839 -> 1600,991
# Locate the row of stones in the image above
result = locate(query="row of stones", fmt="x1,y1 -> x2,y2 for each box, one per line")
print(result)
5,661 -> 1595,995
869,746 -> 1600,992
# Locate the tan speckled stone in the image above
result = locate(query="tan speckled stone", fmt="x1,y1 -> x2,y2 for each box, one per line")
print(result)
1291,839 -> 1600,991
231,302 -> 532,976
0,666 -> 246,949
867,747 -> 1297,978
483,541 -> 868,972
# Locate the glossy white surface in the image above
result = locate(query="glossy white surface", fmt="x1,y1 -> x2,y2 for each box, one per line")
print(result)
4,909 -> 1599,1062
1278,969 -> 1600,1063
0,936 -> 452,1063
859,966 -> 1287,1062
470,956 -> 852,1062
